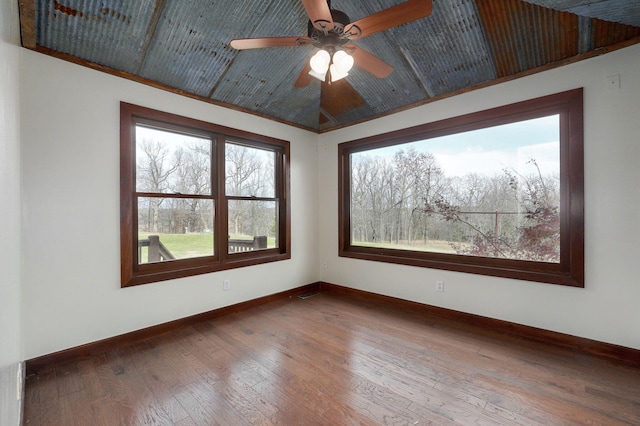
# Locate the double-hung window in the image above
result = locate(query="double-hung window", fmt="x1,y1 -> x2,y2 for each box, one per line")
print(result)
120,103 -> 290,287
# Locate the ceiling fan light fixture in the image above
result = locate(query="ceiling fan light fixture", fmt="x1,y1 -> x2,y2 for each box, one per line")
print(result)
309,68 -> 328,81
308,48 -> 354,83
309,49 -> 331,74
329,63 -> 349,82
332,50 -> 354,73
328,50 -> 353,82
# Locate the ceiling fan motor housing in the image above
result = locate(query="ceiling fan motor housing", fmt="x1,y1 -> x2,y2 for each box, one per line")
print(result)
308,9 -> 352,48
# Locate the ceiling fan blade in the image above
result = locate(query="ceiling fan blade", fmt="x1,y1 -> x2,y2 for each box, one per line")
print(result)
294,61 -> 313,88
346,44 -> 393,78
230,36 -> 311,50
344,0 -> 433,40
301,0 -> 334,31
321,78 -> 364,118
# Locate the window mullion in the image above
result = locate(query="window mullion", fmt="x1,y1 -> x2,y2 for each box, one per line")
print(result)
216,135 -> 228,261
275,149 -> 285,252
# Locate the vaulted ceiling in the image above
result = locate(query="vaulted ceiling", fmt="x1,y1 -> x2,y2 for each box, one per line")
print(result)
18,0 -> 640,133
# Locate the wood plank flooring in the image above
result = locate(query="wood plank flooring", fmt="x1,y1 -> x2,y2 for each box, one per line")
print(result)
24,292 -> 640,425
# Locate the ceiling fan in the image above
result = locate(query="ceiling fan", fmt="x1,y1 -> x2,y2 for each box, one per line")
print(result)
230,0 -> 434,86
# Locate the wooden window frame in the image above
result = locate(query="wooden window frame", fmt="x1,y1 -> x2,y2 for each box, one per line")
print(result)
338,89 -> 584,287
120,102 -> 290,287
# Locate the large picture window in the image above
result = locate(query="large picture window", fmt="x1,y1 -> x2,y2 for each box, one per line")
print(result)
338,89 -> 584,287
121,103 -> 290,287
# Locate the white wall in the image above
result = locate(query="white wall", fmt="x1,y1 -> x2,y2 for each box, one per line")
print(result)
20,51 -> 320,359
318,44 -> 640,351
18,32 -> 640,362
0,0 -> 23,423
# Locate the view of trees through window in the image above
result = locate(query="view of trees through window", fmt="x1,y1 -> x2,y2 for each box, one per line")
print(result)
135,128 -> 278,264
225,142 -> 279,253
136,126 -> 214,263
350,115 -> 561,263
121,102 -> 291,287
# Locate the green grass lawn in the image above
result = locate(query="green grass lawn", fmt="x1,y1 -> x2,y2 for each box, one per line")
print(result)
139,232 -> 214,259
139,232 -> 276,261
352,239 -> 465,254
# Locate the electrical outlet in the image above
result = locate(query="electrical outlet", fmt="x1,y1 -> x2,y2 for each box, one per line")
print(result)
223,280 -> 230,291
436,280 -> 444,292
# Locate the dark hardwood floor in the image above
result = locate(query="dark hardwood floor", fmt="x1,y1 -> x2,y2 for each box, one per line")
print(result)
24,292 -> 640,425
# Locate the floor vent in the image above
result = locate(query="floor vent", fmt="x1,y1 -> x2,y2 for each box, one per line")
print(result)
298,291 -> 319,299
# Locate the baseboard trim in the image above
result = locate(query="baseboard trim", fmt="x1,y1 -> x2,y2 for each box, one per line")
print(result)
319,282 -> 640,366
26,281 -> 639,375
25,283 -> 320,375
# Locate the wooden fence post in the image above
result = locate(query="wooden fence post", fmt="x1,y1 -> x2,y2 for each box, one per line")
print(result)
254,236 -> 267,249
148,235 -> 160,262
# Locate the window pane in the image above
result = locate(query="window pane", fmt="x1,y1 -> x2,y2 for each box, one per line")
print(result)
136,125 -> 211,195
228,200 -> 278,253
350,115 -> 560,263
138,197 -> 214,263
122,103 -> 291,287
225,142 -> 275,197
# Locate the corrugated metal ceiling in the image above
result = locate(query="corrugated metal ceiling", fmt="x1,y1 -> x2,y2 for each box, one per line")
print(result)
18,0 -> 640,132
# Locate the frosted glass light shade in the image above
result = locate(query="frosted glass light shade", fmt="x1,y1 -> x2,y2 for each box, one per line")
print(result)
309,69 -> 327,81
308,49 -> 354,83
330,64 -> 349,82
333,50 -> 354,73
310,49 -> 330,74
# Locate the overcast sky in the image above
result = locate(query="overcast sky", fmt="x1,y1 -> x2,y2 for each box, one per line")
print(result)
357,114 -> 560,178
